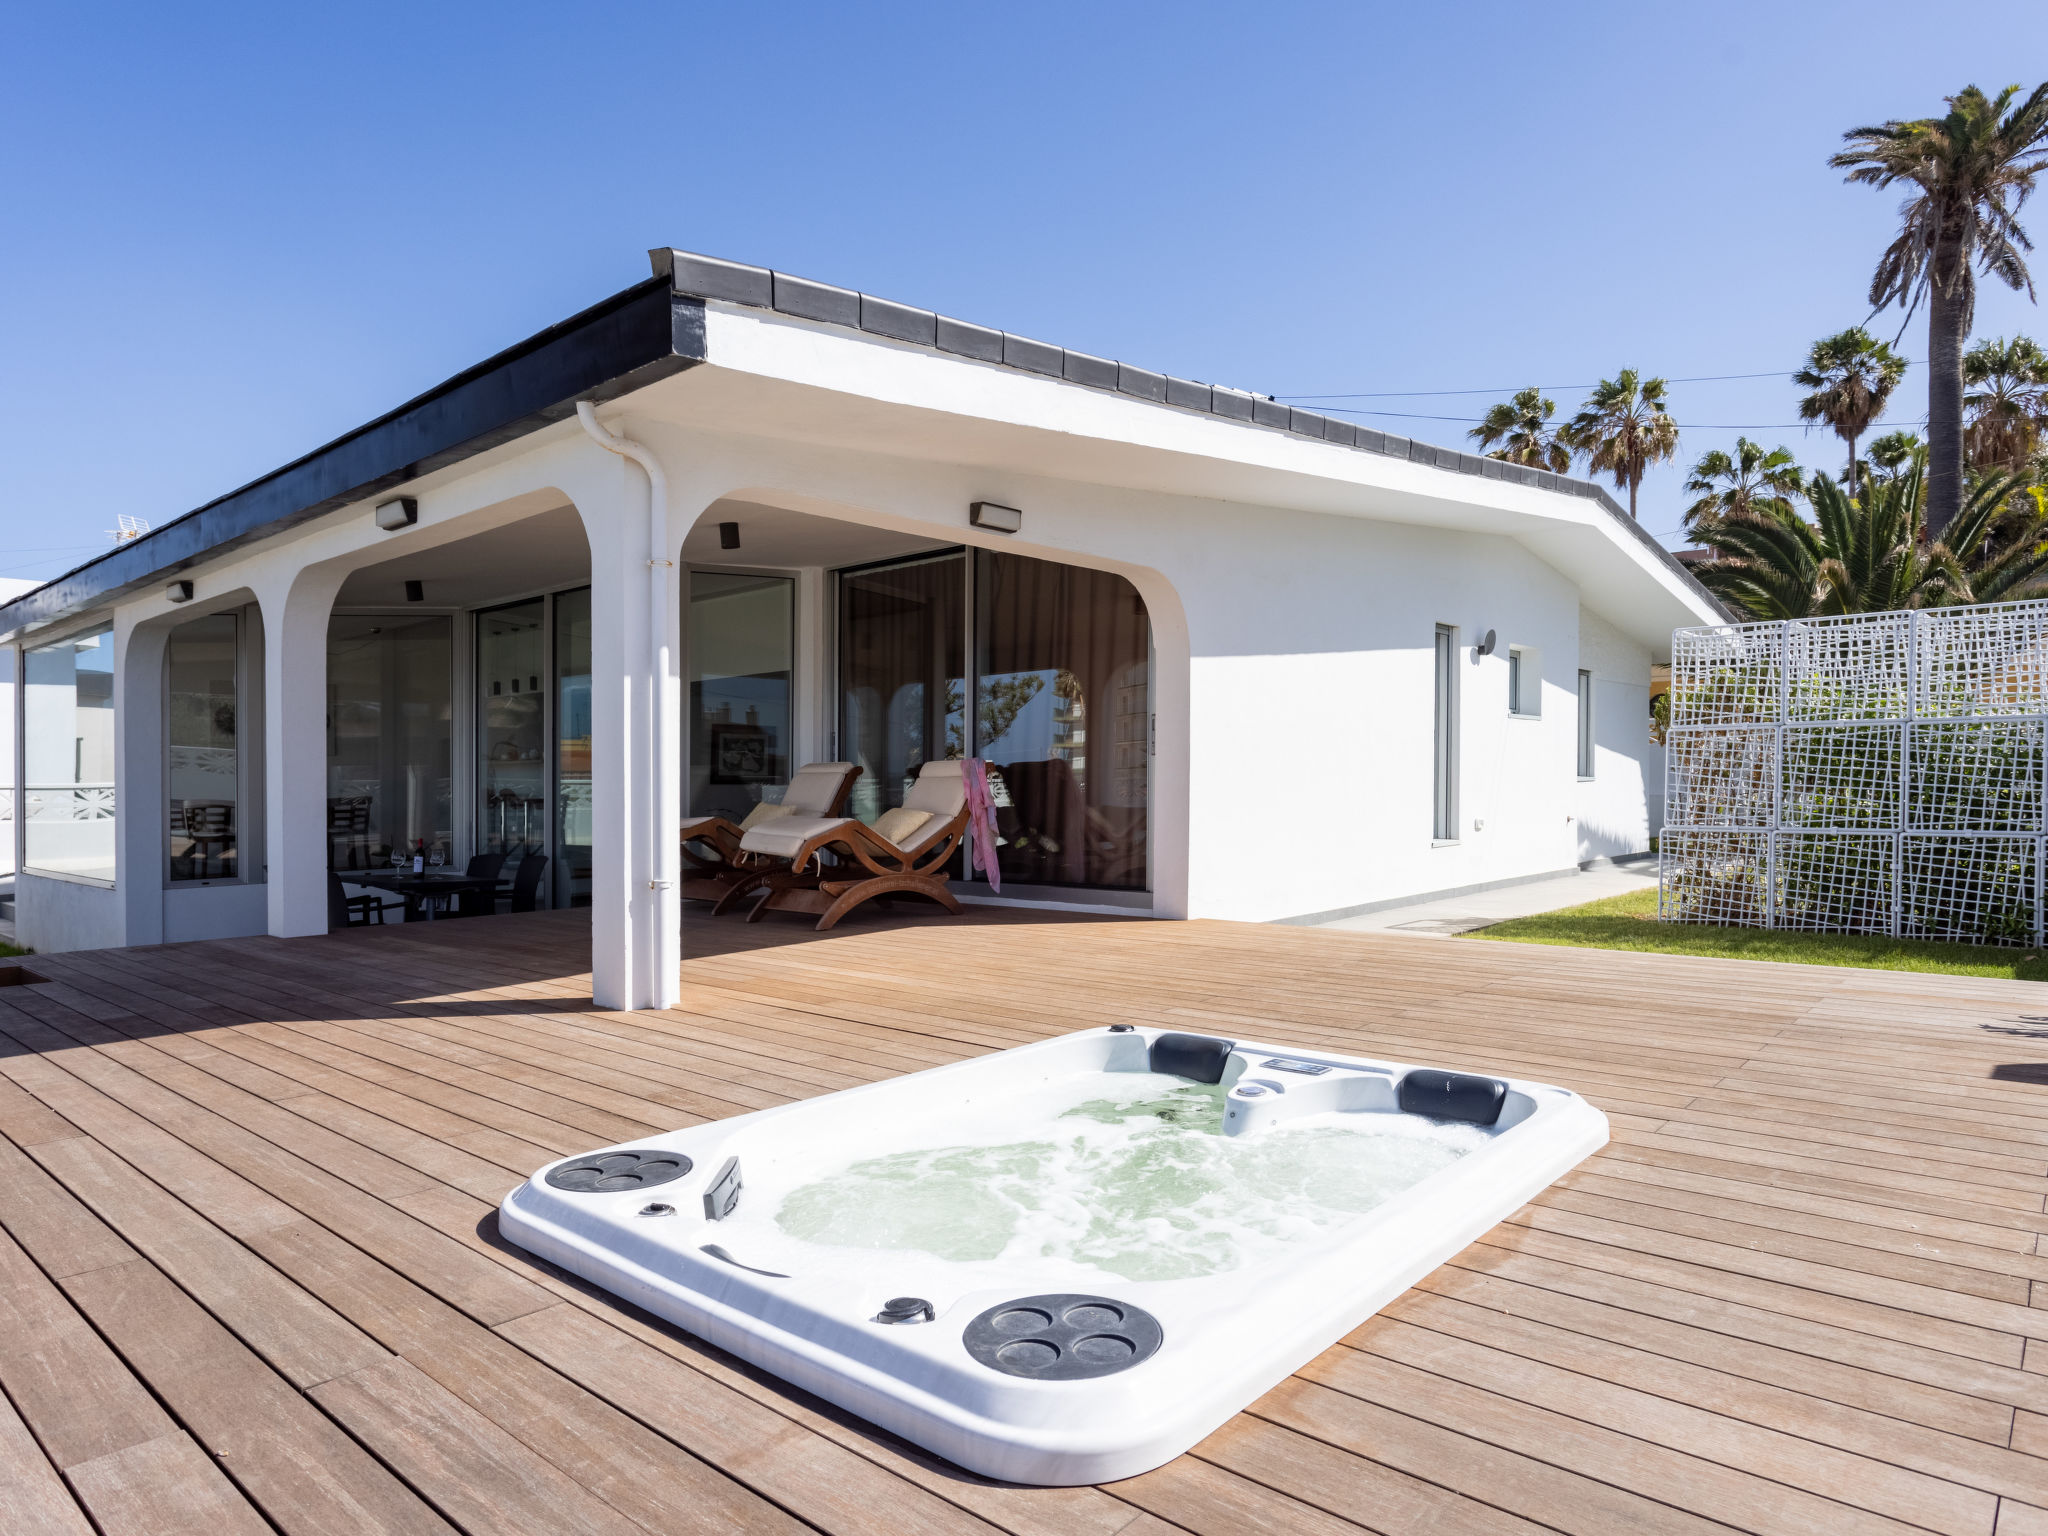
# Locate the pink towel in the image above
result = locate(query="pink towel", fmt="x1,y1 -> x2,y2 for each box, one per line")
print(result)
962,758 -> 1002,894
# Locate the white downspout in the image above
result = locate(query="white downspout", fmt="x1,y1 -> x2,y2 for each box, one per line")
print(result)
576,402 -> 677,1007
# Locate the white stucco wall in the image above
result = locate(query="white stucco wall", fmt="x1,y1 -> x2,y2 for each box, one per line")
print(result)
1177,508 -> 1585,921
14,871 -> 122,953
1573,605 -> 1653,862
6,297 -> 1713,968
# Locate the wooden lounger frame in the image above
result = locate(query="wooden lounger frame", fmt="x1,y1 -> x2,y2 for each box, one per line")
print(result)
739,807 -> 971,931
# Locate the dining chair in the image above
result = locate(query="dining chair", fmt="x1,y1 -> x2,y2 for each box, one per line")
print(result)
456,851 -> 509,917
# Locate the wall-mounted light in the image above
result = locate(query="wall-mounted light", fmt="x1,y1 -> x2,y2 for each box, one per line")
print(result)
404,580 -> 425,603
166,579 -> 194,603
1473,629 -> 1498,657
719,521 -> 741,550
970,501 -> 1022,534
375,497 -> 418,531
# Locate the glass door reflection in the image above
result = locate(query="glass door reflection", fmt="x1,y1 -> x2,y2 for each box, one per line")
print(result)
689,572 -> 794,820
476,600 -> 546,883
554,588 -> 592,908
837,554 -> 964,823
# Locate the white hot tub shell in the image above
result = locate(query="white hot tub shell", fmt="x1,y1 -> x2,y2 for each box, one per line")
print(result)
499,1026 -> 1609,1484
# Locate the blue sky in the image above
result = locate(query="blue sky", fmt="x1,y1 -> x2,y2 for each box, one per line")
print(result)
5,0 -> 2047,582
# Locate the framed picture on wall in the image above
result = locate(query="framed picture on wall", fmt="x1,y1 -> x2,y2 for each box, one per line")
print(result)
709,723 -> 773,783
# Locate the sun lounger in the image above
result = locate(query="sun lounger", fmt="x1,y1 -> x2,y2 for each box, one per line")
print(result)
734,758 -> 970,930
679,761 -> 861,906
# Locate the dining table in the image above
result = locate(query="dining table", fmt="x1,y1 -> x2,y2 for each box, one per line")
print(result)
350,870 -> 509,922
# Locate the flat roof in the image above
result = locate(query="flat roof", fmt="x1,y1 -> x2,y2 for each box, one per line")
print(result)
0,248 -> 1729,639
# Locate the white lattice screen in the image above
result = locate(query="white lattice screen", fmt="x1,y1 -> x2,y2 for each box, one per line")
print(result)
1661,601 -> 2048,946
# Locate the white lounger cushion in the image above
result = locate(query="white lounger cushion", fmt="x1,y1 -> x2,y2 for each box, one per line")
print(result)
739,802 -> 795,832
902,758 -> 968,818
872,807 -> 932,847
783,762 -> 858,816
739,815 -> 852,860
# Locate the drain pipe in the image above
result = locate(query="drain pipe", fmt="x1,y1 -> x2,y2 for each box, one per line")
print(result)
576,402 -> 677,1006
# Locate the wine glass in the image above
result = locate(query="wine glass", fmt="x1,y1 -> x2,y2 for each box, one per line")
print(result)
389,846 -> 404,871
428,845 -> 445,870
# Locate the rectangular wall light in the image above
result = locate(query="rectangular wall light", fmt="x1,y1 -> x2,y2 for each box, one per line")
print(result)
970,501 -> 1022,533
375,497 -> 418,531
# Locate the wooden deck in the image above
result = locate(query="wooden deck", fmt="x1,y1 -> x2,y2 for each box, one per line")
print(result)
2,909 -> 2048,1535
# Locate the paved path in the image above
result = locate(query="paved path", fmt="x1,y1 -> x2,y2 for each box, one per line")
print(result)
1318,854 -> 1658,937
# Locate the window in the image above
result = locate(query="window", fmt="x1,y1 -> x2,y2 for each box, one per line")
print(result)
24,624 -> 116,882
1433,625 -> 1457,840
167,613 -> 239,881
834,549 -> 1152,891
0,646 -> 15,882
690,572 -> 795,822
327,614 -> 452,871
973,550 -> 1150,890
1577,669 -> 1595,778
1508,646 -> 1539,717
477,599 -> 547,881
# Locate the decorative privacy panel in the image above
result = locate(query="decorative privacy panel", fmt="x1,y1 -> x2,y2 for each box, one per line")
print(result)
1661,603 -> 2048,946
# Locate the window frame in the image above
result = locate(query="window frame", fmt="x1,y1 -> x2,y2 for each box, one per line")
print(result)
164,609 -> 249,887
1507,645 -> 1541,719
1577,668 -> 1595,779
22,618 -> 118,887
1432,625 -> 1458,842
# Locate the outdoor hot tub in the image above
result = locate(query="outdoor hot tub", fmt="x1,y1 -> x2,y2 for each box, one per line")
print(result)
499,1026 -> 1608,1485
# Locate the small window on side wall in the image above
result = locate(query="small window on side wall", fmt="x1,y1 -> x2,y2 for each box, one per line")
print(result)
1577,669 -> 1594,778
1508,646 -> 1539,718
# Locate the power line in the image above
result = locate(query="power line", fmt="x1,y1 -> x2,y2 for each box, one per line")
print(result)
1318,403 -> 1932,430
1279,364 -> 1927,402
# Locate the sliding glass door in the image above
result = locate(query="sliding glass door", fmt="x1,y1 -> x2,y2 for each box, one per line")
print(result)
166,612 -> 240,882
476,599 -> 547,885
326,614 -> 453,869
974,551 -> 1150,890
688,572 -> 795,820
834,549 -> 1149,890
554,588 -> 593,909
838,555 -> 965,823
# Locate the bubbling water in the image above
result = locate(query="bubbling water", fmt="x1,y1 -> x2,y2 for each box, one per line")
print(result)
773,1074 -> 1488,1281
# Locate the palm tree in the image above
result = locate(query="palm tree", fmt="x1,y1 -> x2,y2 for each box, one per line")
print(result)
1792,328 -> 1906,495
1689,453 -> 2045,618
1682,438 -> 1804,528
1866,430 -> 1924,482
1468,387 -> 1572,472
1565,369 -> 1679,519
1832,83 -> 2048,540
1963,335 -> 2048,471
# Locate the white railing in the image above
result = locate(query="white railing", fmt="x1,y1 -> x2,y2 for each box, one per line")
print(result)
25,783 -> 116,820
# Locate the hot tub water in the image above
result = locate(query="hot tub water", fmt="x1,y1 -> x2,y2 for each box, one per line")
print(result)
772,1072 -> 1491,1282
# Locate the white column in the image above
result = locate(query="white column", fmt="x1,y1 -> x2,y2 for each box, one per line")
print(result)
577,456 -> 685,1011
113,615 -> 168,947
258,568 -> 345,937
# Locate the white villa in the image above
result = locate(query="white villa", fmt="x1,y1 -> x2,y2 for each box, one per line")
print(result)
0,249 -> 1724,1007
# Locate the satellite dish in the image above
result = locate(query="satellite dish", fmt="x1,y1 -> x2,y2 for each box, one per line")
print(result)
1475,630 -> 1498,657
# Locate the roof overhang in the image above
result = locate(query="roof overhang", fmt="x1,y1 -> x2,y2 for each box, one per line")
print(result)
0,248 -> 1730,646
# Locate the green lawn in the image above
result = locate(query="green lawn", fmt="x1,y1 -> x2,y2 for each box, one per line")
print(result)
1469,886 -> 2048,982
